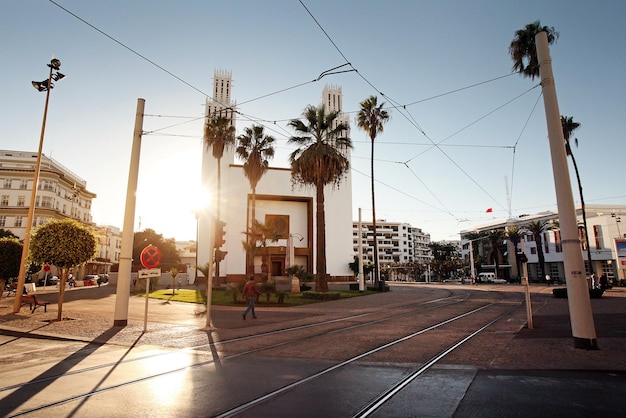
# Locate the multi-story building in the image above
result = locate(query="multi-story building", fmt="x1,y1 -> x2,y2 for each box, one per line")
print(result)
0,150 -> 95,240
197,71 -> 354,283
460,204 -> 625,284
353,219 -> 432,267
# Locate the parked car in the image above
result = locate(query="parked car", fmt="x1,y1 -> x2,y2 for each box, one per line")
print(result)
37,276 -> 59,286
97,274 -> 109,285
487,277 -> 507,284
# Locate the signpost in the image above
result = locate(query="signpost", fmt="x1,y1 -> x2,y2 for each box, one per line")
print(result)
140,245 -> 161,331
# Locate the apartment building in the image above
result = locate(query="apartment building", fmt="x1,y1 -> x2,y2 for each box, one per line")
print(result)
460,204 -> 626,284
353,219 -> 432,267
0,150 -> 96,239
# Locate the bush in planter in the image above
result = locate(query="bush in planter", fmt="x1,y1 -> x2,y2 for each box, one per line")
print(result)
301,291 -> 341,301
552,287 -> 605,299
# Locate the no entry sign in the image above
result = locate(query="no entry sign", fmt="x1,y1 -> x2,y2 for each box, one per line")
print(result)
140,245 -> 161,269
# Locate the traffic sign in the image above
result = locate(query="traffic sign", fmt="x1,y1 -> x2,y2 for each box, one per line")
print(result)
138,268 -> 162,279
44,264 -> 51,272
140,245 -> 161,269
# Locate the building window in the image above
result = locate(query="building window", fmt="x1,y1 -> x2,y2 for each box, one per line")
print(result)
1,195 -> 8,206
14,216 -> 23,227
530,247 -> 536,255
0,215 -> 5,227
40,180 -> 54,191
17,195 -> 25,207
3,179 -> 12,189
41,196 -> 53,208
593,225 -> 603,249
20,180 -> 28,190
554,230 -> 562,252
543,232 -> 549,254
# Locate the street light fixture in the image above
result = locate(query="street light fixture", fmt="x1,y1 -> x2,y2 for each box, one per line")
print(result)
12,57 -> 66,313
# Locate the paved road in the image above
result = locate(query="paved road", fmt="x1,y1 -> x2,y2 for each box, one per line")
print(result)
1,283 -> 625,417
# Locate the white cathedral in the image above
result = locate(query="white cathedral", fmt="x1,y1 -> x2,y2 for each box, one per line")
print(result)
196,70 -> 354,284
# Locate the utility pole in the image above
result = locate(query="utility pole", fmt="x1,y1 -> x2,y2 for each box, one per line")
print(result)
536,31 -> 597,349
114,98 -> 145,327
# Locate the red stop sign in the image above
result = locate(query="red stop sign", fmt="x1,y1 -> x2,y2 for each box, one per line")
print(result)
44,264 -> 51,272
140,245 -> 161,269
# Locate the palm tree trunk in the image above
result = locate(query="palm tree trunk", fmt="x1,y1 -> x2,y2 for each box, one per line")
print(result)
316,181 -> 328,292
370,138 -> 379,284
247,189 -> 257,275
570,153 -> 594,275
536,234 -> 546,281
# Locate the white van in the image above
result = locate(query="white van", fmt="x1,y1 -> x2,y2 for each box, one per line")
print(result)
477,272 -> 494,283
478,272 -> 506,283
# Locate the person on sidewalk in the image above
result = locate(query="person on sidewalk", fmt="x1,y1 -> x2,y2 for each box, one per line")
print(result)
242,276 -> 261,320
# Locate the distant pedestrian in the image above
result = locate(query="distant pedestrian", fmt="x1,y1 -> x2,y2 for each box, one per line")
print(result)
591,273 -> 599,289
242,276 -> 261,320
546,274 -> 551,286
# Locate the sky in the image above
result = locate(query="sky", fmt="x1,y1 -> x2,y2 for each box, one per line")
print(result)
2,0 -> 625,242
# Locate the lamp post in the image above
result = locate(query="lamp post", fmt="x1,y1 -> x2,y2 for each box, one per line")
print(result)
13,58 -> 66,313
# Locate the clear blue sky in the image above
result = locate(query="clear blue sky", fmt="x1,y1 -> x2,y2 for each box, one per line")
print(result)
3,0 -> 625,241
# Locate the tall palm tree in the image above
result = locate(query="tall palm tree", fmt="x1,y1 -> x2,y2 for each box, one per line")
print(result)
236,124 -> 276,275
356,96 -> 390,285
526,220 -> 551,281
561,115 -> 594,275
509,20 -> 559,80
288,104 -> 351,292
506,225 -> 523,281
487,229 -> 506,278
204,113 -> 236,282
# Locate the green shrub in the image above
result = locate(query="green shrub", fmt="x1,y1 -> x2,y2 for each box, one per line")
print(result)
301,291 -> 341,301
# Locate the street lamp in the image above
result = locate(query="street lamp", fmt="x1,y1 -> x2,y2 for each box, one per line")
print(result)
13,57 -> 66,313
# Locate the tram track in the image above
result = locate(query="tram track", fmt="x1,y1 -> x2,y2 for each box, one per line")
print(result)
2,288 -> 525,417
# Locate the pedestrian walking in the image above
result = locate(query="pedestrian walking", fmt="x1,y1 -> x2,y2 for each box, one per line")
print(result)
242,276 -> 261,320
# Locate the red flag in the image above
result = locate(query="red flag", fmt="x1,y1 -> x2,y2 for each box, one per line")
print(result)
486,208 -> 493,213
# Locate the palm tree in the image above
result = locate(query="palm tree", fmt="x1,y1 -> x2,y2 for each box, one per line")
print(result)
204,113 -> 236,282
288,104 -> 351,292
487,229 -> 506,279
236,124 -> 276,275
526,220 -> 551,281
509,20 -> 559,80
356,96 -> 390,285
561,115 -> 594,275
506,226 -> 523,282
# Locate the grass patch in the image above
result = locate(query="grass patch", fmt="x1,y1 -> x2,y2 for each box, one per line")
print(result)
134,288 -> 378,307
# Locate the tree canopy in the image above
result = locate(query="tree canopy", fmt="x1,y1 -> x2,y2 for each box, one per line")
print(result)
132,229 -> 180,269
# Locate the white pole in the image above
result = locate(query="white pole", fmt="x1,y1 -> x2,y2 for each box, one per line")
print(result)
469,240 -> 476,280
205,215 -> 215,329
536,31 -> 597,349
114,98 -> 145,327
358,208 -> 365,291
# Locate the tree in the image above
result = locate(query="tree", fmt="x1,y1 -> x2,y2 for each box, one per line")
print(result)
0,229 -> 18,239
509,20 -> 559,80
170,267 -> 179,295
462,231 -> 486,276
429,242 -> 462,282
236,124 -> 276,274
526,220 -> 552,282
356,96 -> 390,284
204,113 -> 236,282
561,115 -> 594,275
245,219 -> 280,282
0,237 -> 22,297
288,104 -> 351,292
506,226 -> 523,281
486,229 -> 506,278
29,219 -> 98,321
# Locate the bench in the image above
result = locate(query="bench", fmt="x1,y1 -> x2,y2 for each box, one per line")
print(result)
21,294 -> 51,313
